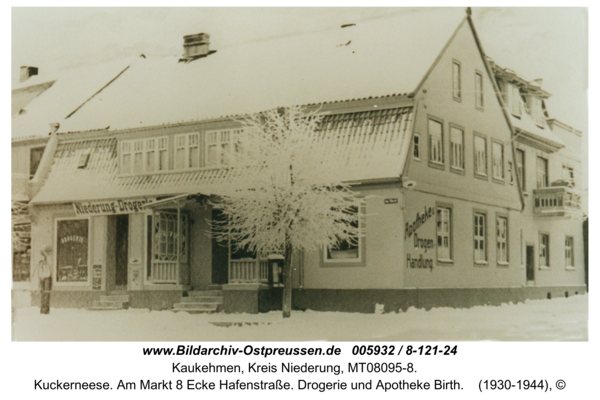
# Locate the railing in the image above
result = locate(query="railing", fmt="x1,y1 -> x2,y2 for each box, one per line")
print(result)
229,259 -> 269,284
533,186 -> 581,217
150,261 -> 178,284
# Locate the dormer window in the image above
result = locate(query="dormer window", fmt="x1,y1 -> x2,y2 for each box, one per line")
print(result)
121,136 -> 168,174
508,83 -> 522,117
206,129 -> 243,167
175,133 -> 200,169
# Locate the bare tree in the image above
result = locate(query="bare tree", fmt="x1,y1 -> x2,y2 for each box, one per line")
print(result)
211,106 -> 365,318
11,199 -> 30,251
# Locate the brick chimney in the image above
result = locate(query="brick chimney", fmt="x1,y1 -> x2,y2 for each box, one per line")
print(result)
183,33 -> 210,58
19,66 -> 38,82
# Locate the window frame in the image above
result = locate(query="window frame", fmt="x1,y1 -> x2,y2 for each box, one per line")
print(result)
54,216 -> 91,286
565,236 -> 575,269
473,133 -> 488,180
29,146 -> 46,179
428,116 -> 445,170
452,60 -> 461,102
436,203 -> 453,263
496,214 -> 509,265
413,132 -> 421,161
536,156 -> 549,189
475,70 -> 484,110
322,206 -> 366,267
449,124 -> 465,174
205,128 -> 243,168
120,136 -> 169,175
174,133 -> 201,170
539,232 -> 550,268
515,148 -> 526,190
473,210 -> 487,265
491,140 -> 505,183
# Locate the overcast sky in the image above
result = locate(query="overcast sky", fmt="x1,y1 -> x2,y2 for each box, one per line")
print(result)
12,7 -> 587,131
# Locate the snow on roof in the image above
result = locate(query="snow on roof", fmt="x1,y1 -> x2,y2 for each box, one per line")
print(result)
509,113 -> 565,148
11,57 -> 140,139
57,8 -> 464,133
31,107 -> 414,204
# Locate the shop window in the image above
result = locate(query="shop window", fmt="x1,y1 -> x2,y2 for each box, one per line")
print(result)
452,60 -> 461,101
450,126 -> 464,171
497,216 -> 509,264
492,142 -> 505,181
174,133 -> 200,170
536,157 -> 548,189
516,149 -> 525,190
474,135 -> 487,177
539,233 -> 550,267
413,133 -> 421,160
29,146 -> 45,179
148,211 -> 188,282
474,212 -> 487,263
428,118 -> 444,166
475,71 -> 484,109
206,129 -> 243,167
121,136 -> 168,174
565,236 -> 574,268
325,206 -> 361,262
56,219 -> 89,282
436,206 -> 452,262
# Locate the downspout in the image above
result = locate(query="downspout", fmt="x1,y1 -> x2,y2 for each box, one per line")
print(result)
28,123 -> 60,200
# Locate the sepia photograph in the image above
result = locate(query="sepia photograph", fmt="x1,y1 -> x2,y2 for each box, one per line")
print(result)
11,7 -> 588,342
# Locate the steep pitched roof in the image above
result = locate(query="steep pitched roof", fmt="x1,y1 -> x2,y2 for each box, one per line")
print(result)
58,8 -> 465,133
11,58 -> 140,139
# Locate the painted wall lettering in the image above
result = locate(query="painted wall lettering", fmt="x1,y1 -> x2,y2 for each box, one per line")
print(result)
405,206 -> 435,239
413,233 -> 435,253
406,254 -> 434,271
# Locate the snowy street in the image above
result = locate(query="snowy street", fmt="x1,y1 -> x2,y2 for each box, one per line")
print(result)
12,294 -> 587,341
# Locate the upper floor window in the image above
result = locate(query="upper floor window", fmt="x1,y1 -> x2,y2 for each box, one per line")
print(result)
508,83 -> 522,117
121,137 -> 168,174
428,119 -> 444,166
539,233 -> 550,267
475,72 -> 484,109
562,165 -> 575,187
492,142 -> 505,181
536,157 -> 548,188
565,236 -> 574,268
206,129 -> 243,167
474,135 -> 487,177
516,149 -> 525,190
528,96 -> 545,127
175,133 -> 200,170
413,133 -> 421,160
450,126 -> 464,171
30,146 -> 45,179
452,61 -> 461,101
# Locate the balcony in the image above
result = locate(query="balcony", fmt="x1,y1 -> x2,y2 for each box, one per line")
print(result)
533,186 -> 581,218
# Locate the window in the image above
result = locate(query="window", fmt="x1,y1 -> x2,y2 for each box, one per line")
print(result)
175,133 -> 200,170
562,165 -> 575,187
12,223 -> 31,282
565,236 -> 574,267
539,233 -> 550,267
450,126 -> 464,171
121,137 -> 168,174
474,135 -> 487,177
475,71 -> 484,109
56,219 -> 89,282
508,161 -> 514,185
474,213 -> 486,263
516,149 -> 525,189
536,157 -> 548,188
206,129 -> 243,167
509,83 -> 522,117
428,119 -> 444,165
492,142 -> 504,181
436,207 -> 452,261
30,146 -> 45,178
497,216 -> 509,264
148,211 -> 189,281
413,133 -> 421,160
326,206 -> 361,262
452,61 -> 461,101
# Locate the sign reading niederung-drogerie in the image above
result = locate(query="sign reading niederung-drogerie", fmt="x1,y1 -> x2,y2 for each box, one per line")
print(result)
73,198 -> 156,216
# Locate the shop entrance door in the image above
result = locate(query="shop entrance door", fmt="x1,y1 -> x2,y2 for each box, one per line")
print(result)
526,245 -> 535,282
115,214 -> 129,288
211,209 -> 229,284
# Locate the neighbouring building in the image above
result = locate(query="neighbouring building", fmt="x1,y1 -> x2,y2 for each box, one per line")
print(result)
17,8 -> 586,313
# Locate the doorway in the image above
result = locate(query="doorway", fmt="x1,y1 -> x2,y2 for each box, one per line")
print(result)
526,245 -> 535,282
211,209 -> 229,284
115,214 -> 129,288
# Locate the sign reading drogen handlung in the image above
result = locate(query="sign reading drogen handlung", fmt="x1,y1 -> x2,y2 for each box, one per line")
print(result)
73,198 -> 156,216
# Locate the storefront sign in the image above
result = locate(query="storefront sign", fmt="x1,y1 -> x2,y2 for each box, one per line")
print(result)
384,198 -> 398,204
73,198 -> 156,216
406,254 -> 433,271
405,206 -> 434,239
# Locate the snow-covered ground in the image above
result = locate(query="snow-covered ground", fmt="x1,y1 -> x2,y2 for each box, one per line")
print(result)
12,294 -> 587,341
